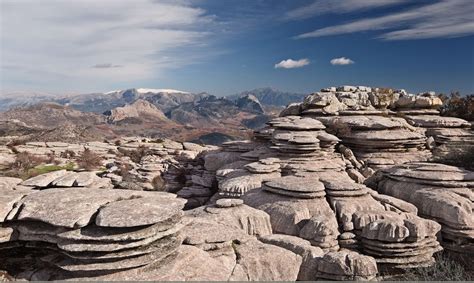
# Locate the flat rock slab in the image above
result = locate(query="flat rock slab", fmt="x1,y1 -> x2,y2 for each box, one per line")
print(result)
268,116 -> 326,130
1,189 -> 33,222
51,172 -> 78,187
21,170 -> 69,188
330,116 -> 411,130
0,177 -> 23,190
62,235 -> 181,260
383,163 -> 474,182
11,188 -> 179,228
215,199 -> 244,208
406,115 -> 471,128
263,185 -> 326,199
244,162 -> 280,173
58,214 -> 182,242
95,196 -> 186,228
54,237 -> 181,272
57,222 -> 184,252
316,250 -> 378,277
264,176 -> 325,193
259,234 -> 323,258
181,218 -> 251,245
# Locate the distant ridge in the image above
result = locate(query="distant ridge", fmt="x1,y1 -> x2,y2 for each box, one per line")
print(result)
229,87 -> 307,107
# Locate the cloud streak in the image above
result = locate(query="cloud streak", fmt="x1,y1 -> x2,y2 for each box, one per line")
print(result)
274,58 -> 310,69
0,0 -> 217,92
330,57 -> 354,65
92,64 -> 123,69
286,0 -> 407,20
295,0 -> 474,40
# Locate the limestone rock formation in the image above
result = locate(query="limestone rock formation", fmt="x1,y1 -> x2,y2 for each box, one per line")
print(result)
0,187 -> 186,280
366,162 -> 473,259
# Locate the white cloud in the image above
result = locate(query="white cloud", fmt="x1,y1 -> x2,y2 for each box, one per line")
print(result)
330,57 -> 355,65
0,0 -> 217,92
274,58 -> 310,69
286,0 -> 406,20
295,0 -> 474,40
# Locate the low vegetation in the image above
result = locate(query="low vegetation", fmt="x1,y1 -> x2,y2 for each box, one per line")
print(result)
76,148 -> 103,170
9,152 -> 47,172
118,145 -> 151,163
433,146 -> 474,170
393,253 -> 472,281
151,175 -> 166,191
5,151 -> 75,179
438,92 -> 474,121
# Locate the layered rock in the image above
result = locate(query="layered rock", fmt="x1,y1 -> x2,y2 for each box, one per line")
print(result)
219,119 -> 442,273
280,86 -> 473,175
404,114 -> 474,160
0,187 -> 186,280
366,162 -> 473,259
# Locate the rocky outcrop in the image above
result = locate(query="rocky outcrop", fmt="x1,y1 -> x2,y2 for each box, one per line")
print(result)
0,187 -> 186,280
203,114 -> 444,272
235,94 -> 265,114
278,86 -> 473,177
105,99 -> 170,123
366,162 -> 473,259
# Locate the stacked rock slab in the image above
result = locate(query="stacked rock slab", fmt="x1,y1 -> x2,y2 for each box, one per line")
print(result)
210,141 -> 281,198
268,116 -> 339,156
314,250 -> 378,280
206,115 -> 445,271
293,90 -> 431,171
258,175 -> 340,251
0,187 -> 186,280
366,162 -> 474,261
403,112 -> 474,160
93,198 -> 301,281
19,170 -> 112,190
357,211 -> 442,270
279,86 -> 474,175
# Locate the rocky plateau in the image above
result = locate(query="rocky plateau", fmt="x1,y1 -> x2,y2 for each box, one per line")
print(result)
0,85 -> 473,281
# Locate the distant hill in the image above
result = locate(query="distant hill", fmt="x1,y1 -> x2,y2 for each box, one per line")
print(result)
61,88 -> 208,114
229,87 -> 307,107
0,92 -> 274,145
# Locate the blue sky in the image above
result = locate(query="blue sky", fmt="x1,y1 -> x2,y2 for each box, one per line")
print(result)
1,0 -> 473,96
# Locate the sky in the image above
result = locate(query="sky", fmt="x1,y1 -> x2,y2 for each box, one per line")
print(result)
1,0 -> 473,96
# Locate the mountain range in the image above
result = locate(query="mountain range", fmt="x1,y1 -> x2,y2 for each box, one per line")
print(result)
0,87 -> 306,144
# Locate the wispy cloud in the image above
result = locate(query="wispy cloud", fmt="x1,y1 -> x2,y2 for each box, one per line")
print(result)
92,64 -> 122,69
285,0 -> 407,20
295,0 -> 474,40
0,0 -> 217,92
330,57 -> 355,65
274,58 -> 310,69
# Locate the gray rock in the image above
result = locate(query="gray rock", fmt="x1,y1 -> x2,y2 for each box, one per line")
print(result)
21,170 -> 69,188
95,196 -> 185,228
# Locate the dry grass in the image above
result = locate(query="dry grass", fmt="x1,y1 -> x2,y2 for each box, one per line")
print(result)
5,152 -> 74,179
10,152 -> 47,172
118,145 -> 151,163
151,175 -> 166,191
433,146 -> 474,171
60,149 -> 76,158
76,148 -> 102,170
392,253 -> 472,281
